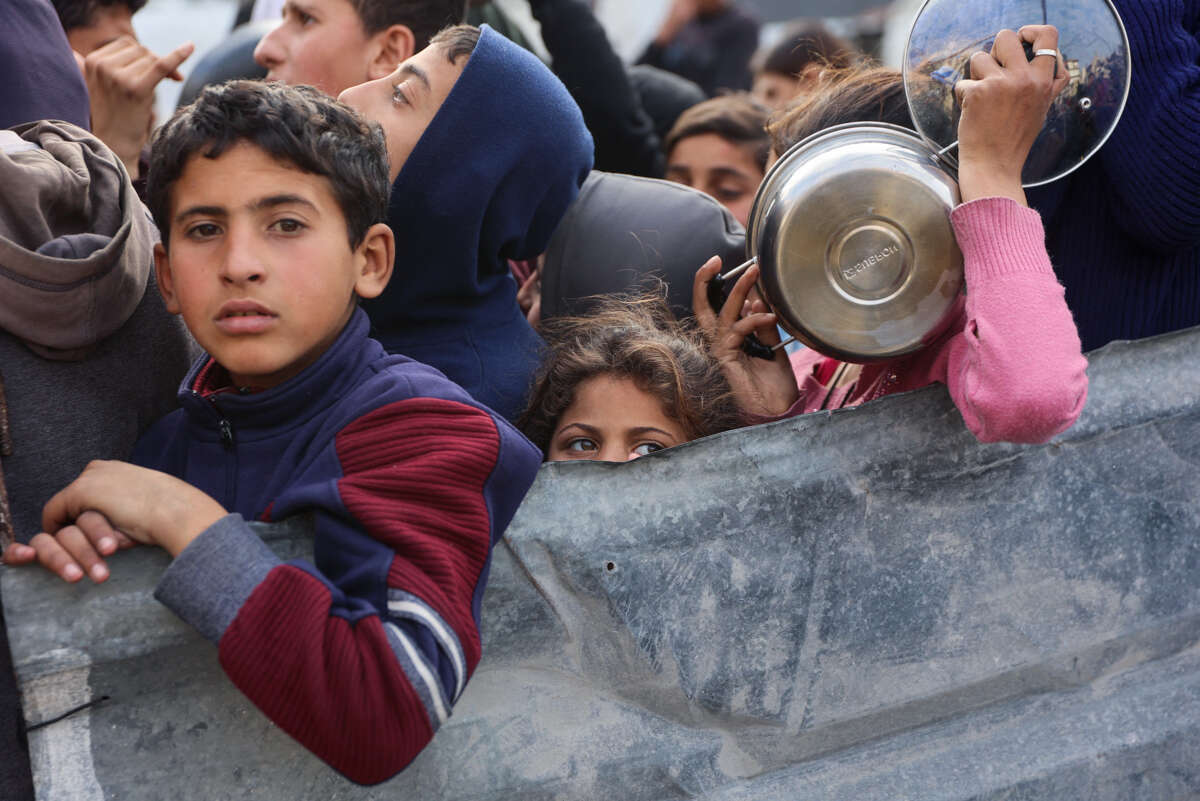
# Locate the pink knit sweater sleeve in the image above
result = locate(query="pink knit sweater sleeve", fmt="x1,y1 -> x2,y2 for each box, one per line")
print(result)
942,197 -> 1089,443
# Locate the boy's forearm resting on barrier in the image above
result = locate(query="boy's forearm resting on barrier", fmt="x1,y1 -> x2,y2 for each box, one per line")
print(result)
150,401 -> 509,784
1,404 -> 511,784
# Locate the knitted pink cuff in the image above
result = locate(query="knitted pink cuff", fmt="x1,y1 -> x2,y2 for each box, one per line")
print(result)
950,197 -> 1054,281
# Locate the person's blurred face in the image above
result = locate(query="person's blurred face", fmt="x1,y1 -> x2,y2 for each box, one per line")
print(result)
752,71 -> 802,110
254,0 -> 374,96
752,66 -> 823,110
67,3 -> 136,54
547,375 -> 689,463
338,45 -> 466,182
665,133 -> 764,227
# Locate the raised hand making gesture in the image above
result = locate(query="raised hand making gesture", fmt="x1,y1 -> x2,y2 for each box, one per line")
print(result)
83,35 -> 194,179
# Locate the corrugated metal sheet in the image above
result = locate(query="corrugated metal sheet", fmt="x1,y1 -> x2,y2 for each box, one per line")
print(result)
4,326 -> 1200,799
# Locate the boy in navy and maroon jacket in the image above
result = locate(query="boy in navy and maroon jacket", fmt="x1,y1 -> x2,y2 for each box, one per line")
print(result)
5,76 -> 541,784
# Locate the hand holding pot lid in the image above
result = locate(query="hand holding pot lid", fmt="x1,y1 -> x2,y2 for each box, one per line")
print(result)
954,26 -> 1071,204
904,0 -> 1131,187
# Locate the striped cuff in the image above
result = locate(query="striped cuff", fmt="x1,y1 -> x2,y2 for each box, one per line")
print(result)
377,590 -> 469,732
387,590 -> 467,701
382,621 -> 451,732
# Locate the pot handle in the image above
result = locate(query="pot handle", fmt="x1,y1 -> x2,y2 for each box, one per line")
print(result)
704,257 -> 775,361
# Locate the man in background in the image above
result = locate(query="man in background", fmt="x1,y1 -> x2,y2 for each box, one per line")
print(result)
639,0 -> 759,96
253,0 -> 466,96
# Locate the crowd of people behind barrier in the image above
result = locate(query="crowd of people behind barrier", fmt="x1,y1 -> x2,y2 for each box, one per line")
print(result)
0,0 -> 1197,793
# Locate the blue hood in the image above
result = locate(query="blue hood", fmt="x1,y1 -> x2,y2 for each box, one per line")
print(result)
0,0 -> 90,130
364,25 -> 593,420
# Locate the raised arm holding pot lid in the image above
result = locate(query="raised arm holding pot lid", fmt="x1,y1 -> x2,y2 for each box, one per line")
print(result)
696,25 -> 1088,444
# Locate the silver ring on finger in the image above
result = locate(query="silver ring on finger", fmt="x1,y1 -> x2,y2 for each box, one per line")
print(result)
1033,49 -> 1059,59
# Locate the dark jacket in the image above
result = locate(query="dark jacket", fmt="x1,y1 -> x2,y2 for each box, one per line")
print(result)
529,0 -> 665,177
0,121 -> 192,801
0,121 -> 194,542
0,0 -> 89,130
364,25 -> 593,422
638,3 -> 760,96
540,171 -> 746,321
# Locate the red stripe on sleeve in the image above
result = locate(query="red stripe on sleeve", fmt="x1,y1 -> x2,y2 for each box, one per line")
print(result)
335,398 -> 501,672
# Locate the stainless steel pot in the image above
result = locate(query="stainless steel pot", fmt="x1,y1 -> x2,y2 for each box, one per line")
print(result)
744,122 -> 964,362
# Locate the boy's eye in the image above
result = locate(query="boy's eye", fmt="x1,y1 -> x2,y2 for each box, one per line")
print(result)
185,222 -> 221,239
283,4 -> 315,25
392,83 -> 410,106
715,185 -> 748,203
664,169 -> 693,188
270,218 -> 305,233
566,437 -> 597,452
632,442 -> 665,457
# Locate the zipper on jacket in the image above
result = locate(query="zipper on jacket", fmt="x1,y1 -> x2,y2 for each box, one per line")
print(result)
208,400 -> 238,509
219,418 -> 234,450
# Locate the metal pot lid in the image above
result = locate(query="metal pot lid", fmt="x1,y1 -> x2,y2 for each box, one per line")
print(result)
902,0 -> 1131,187
750,123 -> 964,363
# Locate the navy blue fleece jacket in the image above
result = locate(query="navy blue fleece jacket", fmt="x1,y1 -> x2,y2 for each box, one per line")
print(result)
364,25 -> 594,421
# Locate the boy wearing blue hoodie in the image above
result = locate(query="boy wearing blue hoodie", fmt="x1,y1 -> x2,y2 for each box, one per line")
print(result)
9,76 -> 542,785
339,23 -> 594,421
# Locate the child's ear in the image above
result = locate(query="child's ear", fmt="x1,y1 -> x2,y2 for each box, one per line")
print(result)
366,24 -> 415,80
154,242 -> 182,315
353,223 -> 394,299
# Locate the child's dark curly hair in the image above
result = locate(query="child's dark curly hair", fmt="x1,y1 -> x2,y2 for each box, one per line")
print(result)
518,290 -> 745,454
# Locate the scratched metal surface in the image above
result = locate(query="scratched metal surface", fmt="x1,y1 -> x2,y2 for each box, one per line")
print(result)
4,327 -> 1200,800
